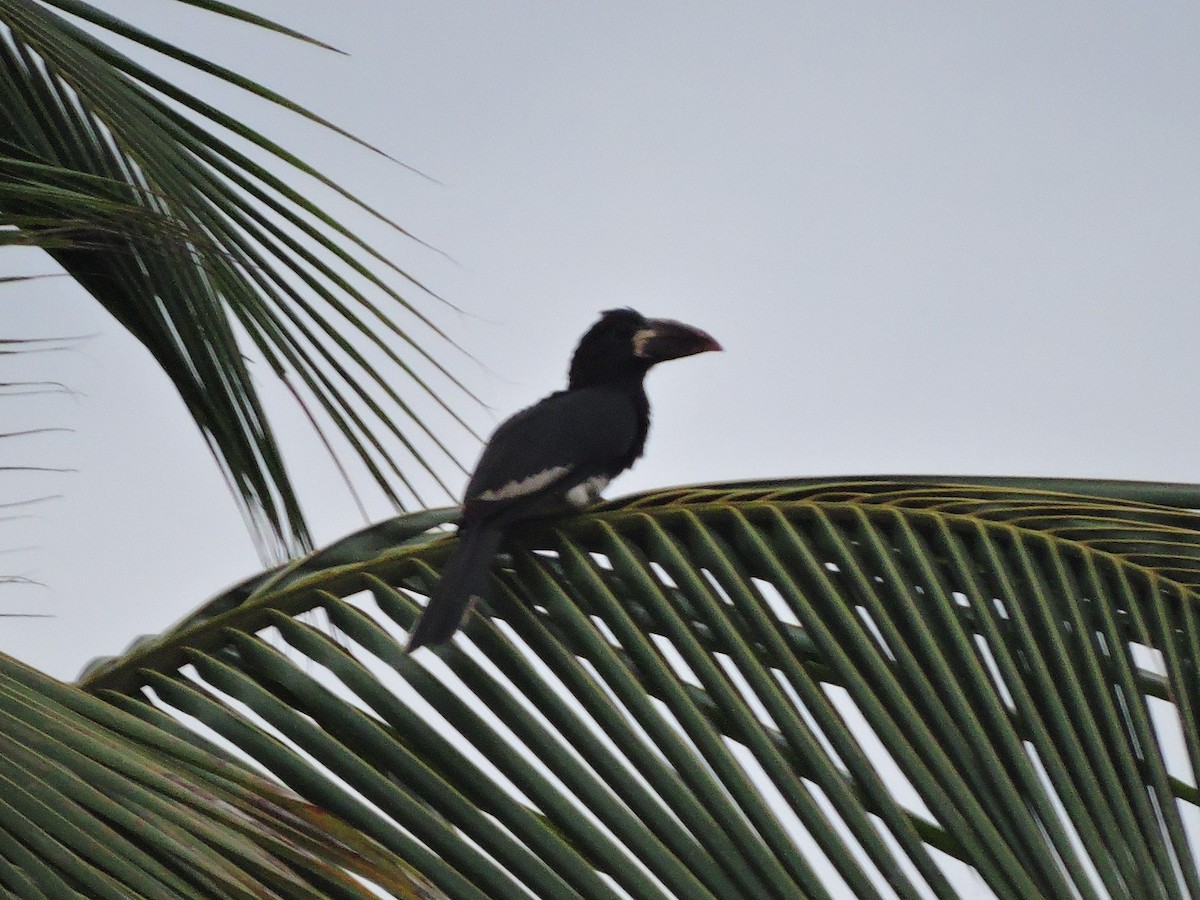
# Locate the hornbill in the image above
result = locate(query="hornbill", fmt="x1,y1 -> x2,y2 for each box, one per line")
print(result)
405,308 -> 721,651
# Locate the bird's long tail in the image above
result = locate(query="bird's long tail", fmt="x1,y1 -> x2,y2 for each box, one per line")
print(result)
406,525 -> 505,651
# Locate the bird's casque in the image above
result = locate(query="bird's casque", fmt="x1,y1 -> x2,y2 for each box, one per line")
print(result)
405,308 -> 720,651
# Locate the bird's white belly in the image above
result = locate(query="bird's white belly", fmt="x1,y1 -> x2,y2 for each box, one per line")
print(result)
566,475 -> 609,507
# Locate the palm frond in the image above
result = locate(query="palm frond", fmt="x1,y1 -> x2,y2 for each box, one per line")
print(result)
78,477 -> 1200,899
0,649 -> 444,898
0,0 -> 472,559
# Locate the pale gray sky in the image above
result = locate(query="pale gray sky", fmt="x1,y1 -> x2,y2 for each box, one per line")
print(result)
3,1 -> 1200,680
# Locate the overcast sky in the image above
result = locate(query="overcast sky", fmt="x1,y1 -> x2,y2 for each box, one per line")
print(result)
4,1 -> 1200,681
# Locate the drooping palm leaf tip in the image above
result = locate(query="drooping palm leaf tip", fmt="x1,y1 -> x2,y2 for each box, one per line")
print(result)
0,650 -> 444,898
0,1 -> 472,560
406,308 -> 722,650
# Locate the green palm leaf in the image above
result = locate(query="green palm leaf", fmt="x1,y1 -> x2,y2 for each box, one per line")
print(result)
0,0 -> 472,557
0,649 -> 444,898
78,477 -> 1200,899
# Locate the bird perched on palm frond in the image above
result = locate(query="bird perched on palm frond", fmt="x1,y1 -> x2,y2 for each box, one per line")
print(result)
405,308 -> 721,651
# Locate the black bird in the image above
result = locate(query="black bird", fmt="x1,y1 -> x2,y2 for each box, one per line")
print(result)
405,308 -> 721,651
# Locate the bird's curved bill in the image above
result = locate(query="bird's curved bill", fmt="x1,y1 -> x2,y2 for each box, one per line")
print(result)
633,319 -> 723,361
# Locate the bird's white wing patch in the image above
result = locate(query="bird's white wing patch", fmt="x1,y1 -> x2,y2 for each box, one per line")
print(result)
566,474 -> 609,507
475,465 -> 570,502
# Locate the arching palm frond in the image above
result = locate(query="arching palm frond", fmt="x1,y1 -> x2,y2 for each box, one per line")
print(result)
0,0 -> 472,559
79,477 -> 1200,899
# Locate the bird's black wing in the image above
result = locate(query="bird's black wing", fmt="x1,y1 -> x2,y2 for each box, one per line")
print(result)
462,385 -> 640,524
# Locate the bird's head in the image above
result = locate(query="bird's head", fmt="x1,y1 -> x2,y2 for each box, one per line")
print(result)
568,308 -> 722,388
